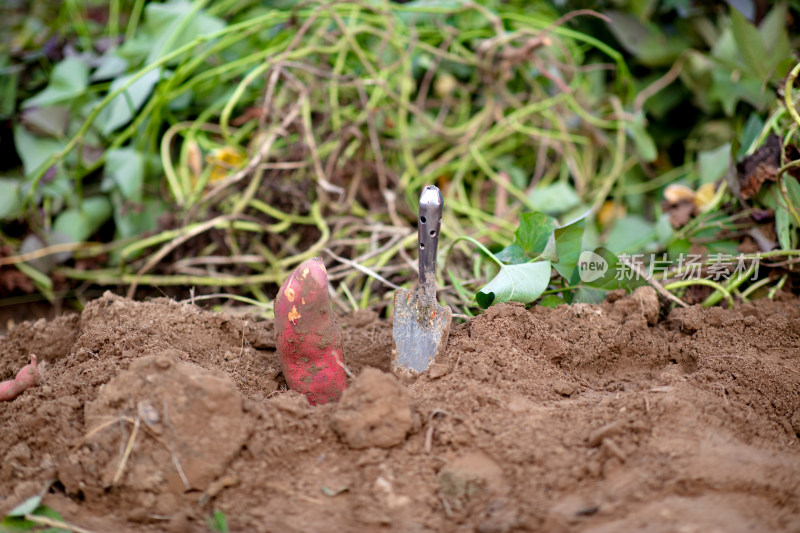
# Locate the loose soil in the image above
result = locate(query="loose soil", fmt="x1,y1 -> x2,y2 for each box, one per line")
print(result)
1,289 -> 799,532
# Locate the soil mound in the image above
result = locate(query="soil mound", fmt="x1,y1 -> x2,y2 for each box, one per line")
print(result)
1,290 -> 799,532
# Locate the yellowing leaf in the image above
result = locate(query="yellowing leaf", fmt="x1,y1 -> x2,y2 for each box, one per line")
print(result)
206,146 -> 245,183
187,140 -> 203,182
693,183 -> 716,211
597,201 -> 626,227
663,184 -> 694,204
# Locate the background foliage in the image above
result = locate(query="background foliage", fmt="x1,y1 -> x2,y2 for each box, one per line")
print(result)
0,0 -> 798,316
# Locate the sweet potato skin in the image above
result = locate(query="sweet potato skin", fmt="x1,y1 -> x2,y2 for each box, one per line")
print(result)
274,257 -> 347,405
0,354 -> 40,401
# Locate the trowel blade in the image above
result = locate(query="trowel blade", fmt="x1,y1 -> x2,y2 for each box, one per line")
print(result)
391,288 -> 452,376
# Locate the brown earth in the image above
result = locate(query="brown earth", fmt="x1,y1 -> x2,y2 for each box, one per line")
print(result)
1,289 -> 799,532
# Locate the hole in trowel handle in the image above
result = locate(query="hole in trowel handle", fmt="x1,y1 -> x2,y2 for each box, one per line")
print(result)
429,230 -> 436,237
420,243 -> 425,250
420,216 -> 427,224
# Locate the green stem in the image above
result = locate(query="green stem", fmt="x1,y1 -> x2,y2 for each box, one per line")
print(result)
664,279 -> 733,308
784,62 -> 800,128
447,236 -> 504,269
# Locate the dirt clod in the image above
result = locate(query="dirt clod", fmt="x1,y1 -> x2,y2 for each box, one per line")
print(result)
427,363 -> 449,379
331,368 -> 413,449
80,350 -> 252,494
439,452 -> 507,500
553,380 -> 576,397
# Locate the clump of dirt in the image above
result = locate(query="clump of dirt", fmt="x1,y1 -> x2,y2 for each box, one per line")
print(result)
1,290 -> 799,532
331,368 -> 414,449
74,351 -> 251,495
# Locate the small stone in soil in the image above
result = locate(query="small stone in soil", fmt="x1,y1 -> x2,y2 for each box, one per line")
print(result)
553,380 -> 576,397
427,363 -> 449,379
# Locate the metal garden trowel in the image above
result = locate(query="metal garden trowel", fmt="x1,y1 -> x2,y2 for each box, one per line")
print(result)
392,185 -> 452,376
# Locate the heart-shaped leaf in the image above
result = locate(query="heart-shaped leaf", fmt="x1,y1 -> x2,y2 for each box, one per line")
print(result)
540,294 -> 566,308
103,148 -> 144,201
476,261 -> 551,308
730,7 -> 768,80
13,124 -> 65,176
553,218 -> 585,282
98,68 -> 163,135
0,179 -> 23,220
22,57 -> 89,109
494,242 -> 529,265
515,212 -> 557,255
528,182 -> 581,215
52,197 -> 113,243
605,215 -> 655,254
582,247 -> 624,289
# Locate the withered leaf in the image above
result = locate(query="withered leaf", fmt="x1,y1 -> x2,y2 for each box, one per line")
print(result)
737,134 -> 781,199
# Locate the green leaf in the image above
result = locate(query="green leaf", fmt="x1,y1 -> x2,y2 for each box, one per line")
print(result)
6,495 -> 42,517
142,1 -> 226,65
514,212 -> 557,255
737,114 -> 764,159
655,214 -> 674,246
539,233 -> 559,262
13,124 -> 65,177
573,287 -> 609,304
583,247 -> 625,290
604,10 -> 689,66
758,2 -> 791,74
710,26 -> 738,66
540,294 -> 566,308
0,503 -> 70,533
528,182 -> 581,215
98,68 -> 163,135
16,261 -> 54,304
0,63 -> 18,117
102,148 -> 144,201
775,205 -> 792,250
91,50 -> 129,82
113,196 -> 166,240
0,179 -> 23,219
0,515 -> 38,532
553,218 -> 584,282
627,112 -> 657,162
495,156 -> 528,190
708,67 -> 769,115
51,197 -> 112,243
774,177 -> 800,252
706,239 -> 743,256
604,215 -> 655,254
476,261 -> 551,308
784,176 -> 800,210
668,238 -> 691,260
20,106 -> 70,138
206,510 -> 229,533
698,143 -> 730,184
494,242 -> 529,265
730,7 -> 768,80
22,58 -> 89,109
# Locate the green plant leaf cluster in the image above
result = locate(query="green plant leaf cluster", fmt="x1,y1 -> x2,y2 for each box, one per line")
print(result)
476,211 -> 628,308
0,0 -> 798,313
1,495 -> 71,533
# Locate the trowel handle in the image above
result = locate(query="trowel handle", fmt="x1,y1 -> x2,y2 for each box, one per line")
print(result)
418,185 -> 443,300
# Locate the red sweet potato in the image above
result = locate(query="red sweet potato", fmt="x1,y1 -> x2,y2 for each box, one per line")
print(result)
274,257 -> 347,405
0,354 -> 40,401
